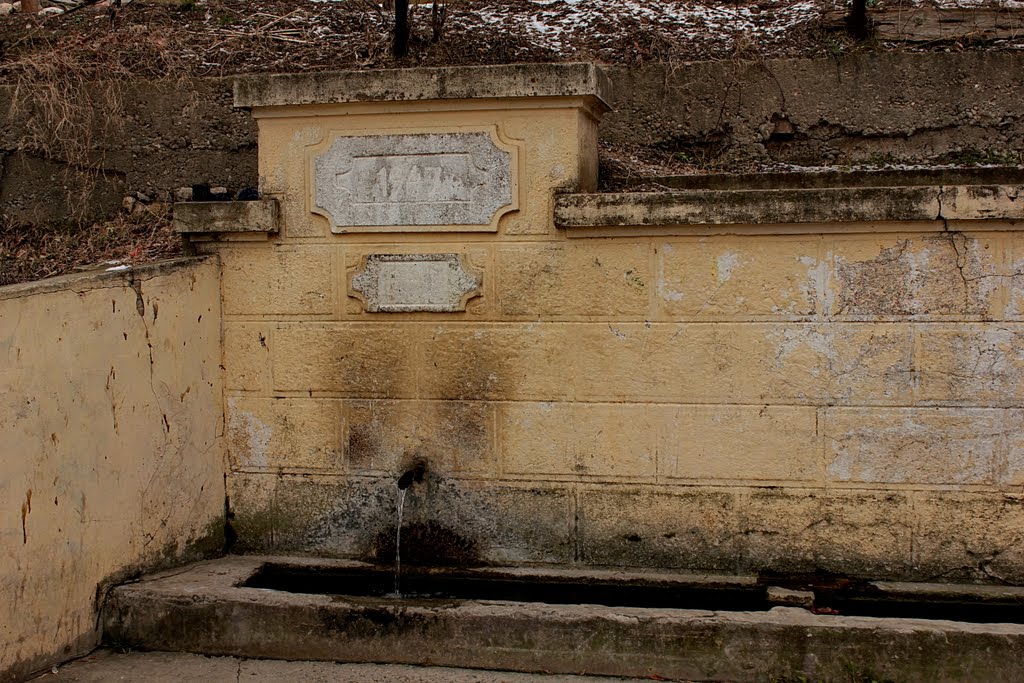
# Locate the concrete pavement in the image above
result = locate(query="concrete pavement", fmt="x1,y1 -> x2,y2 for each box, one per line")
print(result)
30,651 -> 672,683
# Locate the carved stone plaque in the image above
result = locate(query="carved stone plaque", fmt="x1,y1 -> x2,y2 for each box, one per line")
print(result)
350,254 -> 482,313
313,132 -> 513,231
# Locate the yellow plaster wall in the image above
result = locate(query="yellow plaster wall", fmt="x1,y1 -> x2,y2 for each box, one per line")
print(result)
0,259 -> 225,683
207,100 -> 1024,583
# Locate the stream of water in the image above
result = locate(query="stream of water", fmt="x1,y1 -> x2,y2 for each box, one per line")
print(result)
392,487 -> 408,597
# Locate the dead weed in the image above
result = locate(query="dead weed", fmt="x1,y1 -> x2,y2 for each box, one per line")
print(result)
0,209 -> 181,286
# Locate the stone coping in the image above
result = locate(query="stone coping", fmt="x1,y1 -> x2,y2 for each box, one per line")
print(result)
555,184 -> 1024,234
0,257 -> 210,302
233,63 -> 612,109
623,166 -> 1024,191
173,199 -> 280,234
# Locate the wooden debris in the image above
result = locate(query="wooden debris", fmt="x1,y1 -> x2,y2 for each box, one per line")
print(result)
823,7 -> 1024,42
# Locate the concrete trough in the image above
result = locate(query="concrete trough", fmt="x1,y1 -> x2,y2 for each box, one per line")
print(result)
103,556 -> 1024,682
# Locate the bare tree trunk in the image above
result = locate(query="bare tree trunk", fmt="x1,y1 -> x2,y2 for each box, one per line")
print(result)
393,0 -> 409,57
21,0 -> 41,13
847,0 -> 869,39
431,0 -> 445,43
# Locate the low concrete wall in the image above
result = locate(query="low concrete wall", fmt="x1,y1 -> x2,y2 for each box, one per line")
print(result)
0,258 -> 225,683
4,53 -> 1024,223
603,52 -> 1024,167
0,78 -> 255,225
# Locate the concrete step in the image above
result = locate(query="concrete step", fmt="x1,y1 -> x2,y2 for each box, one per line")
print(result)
102,556 -> 1024,683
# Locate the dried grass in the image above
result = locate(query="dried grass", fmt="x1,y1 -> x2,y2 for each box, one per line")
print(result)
2,18 -> 199,223
0,209 -> 181,286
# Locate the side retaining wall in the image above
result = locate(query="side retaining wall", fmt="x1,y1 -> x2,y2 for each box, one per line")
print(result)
0,258 -> 225,683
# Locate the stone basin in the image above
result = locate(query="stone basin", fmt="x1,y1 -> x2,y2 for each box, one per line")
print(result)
103,556 -> 1024,683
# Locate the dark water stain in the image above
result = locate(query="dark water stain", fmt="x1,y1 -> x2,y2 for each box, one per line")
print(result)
372,520 -> 480,567
21,489 -> 32,543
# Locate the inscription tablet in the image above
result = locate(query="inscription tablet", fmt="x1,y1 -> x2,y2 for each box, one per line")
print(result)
350,254 -> 483,313
313,132 -> 512,231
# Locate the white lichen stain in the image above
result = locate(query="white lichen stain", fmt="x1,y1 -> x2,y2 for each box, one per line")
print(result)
802,256 -> 830,316
825,453 -> 854,481
906,244 -> 930,313
1006,254 -> 1024,319
656,243 -> 684,302
716,251 -> 740,285
770,287 -> 794,315
294,127 -> 325,146
769,327 -> 831,373
227,398 -> 272,469
661,287 -> 685,302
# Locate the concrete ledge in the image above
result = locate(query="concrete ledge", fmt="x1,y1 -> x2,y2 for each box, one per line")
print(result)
173,199 -> 279,234
233,63 -> 612,109
622,167 -> 1024,192
554,185 -> 1024,234
0,257 -> 209,302
104,557 -> 1024,683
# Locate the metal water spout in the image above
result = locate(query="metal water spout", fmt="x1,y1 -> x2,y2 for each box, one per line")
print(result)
397,459 -> 426,490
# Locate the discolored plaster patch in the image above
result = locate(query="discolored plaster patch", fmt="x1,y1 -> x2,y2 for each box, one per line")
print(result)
227,398 -> 272,470
917,326 -> 1024,406
823,408 -> 1011,486
830,235 -> 1000,319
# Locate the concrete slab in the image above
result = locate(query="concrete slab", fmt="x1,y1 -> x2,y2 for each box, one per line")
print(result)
232,63 -> 612,109
33,651 -> 655,683
173,200 -> 279,234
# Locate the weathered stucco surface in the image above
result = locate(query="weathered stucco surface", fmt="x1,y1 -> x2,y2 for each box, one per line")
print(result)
187,64 -> 1024,586
0,259 -> 225,683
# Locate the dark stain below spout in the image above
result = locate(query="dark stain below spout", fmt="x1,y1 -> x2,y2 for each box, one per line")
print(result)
373,521 -> 480,567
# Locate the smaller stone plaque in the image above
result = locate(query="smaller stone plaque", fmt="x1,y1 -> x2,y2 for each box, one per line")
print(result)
350,254 -> 482,313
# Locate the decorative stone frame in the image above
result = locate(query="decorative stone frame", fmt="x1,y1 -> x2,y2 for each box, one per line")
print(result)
348,252 -> 483,313
307,126 -> 519,233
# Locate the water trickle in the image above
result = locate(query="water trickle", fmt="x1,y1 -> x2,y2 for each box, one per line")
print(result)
393,487 -> 408,597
